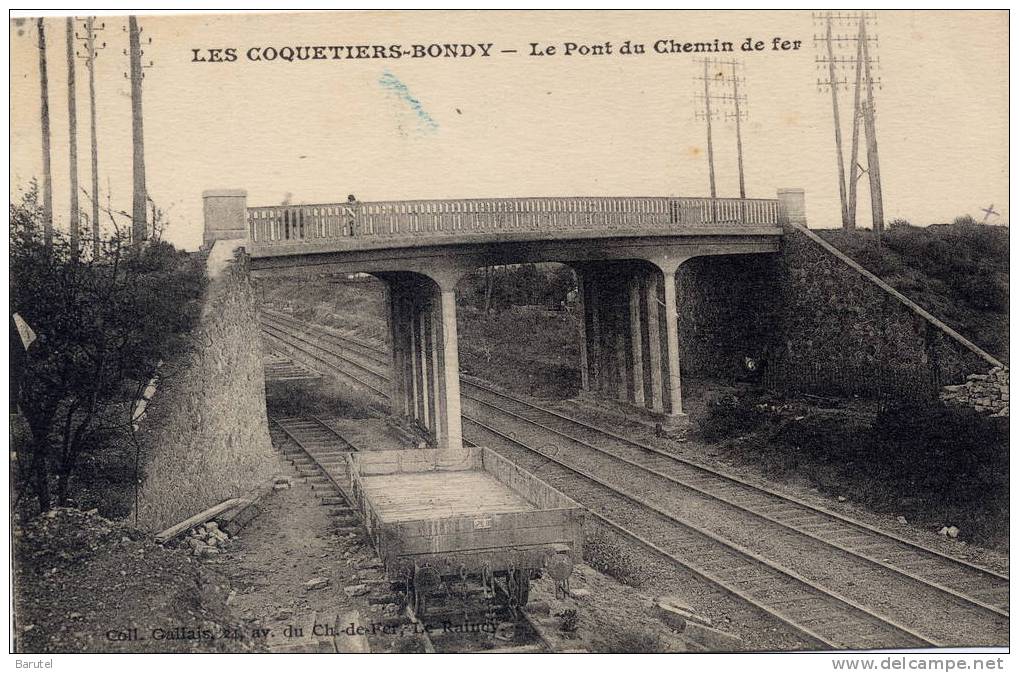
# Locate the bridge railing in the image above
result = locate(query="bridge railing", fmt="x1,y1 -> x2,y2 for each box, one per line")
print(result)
247,196 -> 781,245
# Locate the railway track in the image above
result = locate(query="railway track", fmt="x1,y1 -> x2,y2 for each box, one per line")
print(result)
274,415 -> 360,459
261,315 -> 390,399
264,349 -> 322,382
259,310 -> 1009,649
463,385 -> 1010,616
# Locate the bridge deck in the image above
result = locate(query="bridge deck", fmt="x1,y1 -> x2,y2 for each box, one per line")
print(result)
246,224 -> 784,258
244,195 -> 785,256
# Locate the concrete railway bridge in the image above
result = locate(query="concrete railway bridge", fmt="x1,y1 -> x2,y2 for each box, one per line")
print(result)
203,188 -> 806,459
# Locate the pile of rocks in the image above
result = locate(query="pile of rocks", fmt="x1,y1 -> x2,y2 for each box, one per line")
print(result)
186,521 -> 230,559
940,366 -> 1009,417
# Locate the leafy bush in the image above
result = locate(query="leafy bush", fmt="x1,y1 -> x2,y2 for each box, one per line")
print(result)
699,393 -> 769,442
702,391 -> 1009,546
458,263 -> 576,312
867,402 -> 1008,515
817,223 -> 1009,359
10,187 -> 207,513
556,608 -> 579,633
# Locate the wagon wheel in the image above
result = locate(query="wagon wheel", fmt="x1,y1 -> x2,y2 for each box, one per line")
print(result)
410,583 -> 425,618
514,571 -> 531,608
499,565 -> 532,617
411,565 -> 441,620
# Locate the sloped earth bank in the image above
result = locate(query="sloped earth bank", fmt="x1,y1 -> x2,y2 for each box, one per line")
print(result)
13,509 -> 263,653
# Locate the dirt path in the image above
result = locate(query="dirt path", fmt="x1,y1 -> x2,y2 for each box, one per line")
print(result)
209,479 -> 374,652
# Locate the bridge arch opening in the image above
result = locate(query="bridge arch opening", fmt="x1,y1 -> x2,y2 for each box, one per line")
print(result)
446,256 -> 687,423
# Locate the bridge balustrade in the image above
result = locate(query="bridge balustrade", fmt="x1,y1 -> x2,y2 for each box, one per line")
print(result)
247,196 -> 781,245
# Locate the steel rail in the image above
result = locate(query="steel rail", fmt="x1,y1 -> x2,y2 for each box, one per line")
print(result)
262,310 -> 389,364
269,416 -> 353,500
464,380 -> 1010,586
261,325 -> 390,398
261,317 -> 390,376
462,386 -> 1009,621
462,415 -> 937,650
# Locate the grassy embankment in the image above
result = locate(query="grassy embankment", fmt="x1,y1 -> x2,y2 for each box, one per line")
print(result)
708,223 -> 1009,548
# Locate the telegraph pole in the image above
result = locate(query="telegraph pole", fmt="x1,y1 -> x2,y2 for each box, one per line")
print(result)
694,59 -> 718,222
695,58 -> 751,221
860,18 -> 884,239
815,11 -> 883,235
128,16 -> 147,249
730,60 -> 747,201
65,17 -> 80,259
846,16 -> 865,230
824,15 -> 850,229
701,60 -> 717,209
36,18 -> 54,246
76,17 -> 105,256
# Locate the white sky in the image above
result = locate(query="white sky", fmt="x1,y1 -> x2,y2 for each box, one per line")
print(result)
9,10 -> 1009,251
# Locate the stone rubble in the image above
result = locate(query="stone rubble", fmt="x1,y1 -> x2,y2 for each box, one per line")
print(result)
938,525 -> 960,539
186,521 -> 230,558
303,577 -> 331,591
940,367 -> 1009,417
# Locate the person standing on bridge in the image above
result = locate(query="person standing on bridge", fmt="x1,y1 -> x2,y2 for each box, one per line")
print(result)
344,194 -> 359,236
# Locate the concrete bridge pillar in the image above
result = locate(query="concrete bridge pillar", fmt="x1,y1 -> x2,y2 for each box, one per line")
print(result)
381,271 -> 465,461
778,188 -> 807,227
202,189 -> 248,249
659,265 -> 684,416
438,287 -> 464,454
576,261 -> 686,420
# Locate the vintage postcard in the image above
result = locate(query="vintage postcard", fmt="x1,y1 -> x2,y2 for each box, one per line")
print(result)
7,8 -> 1009,667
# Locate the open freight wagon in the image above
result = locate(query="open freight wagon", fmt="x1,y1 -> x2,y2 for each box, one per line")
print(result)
348,447 -> 585,618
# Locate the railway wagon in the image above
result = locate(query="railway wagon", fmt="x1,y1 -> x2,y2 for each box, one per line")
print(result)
347,446 -> 584,616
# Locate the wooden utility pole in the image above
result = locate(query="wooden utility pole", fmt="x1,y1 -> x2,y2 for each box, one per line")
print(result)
815,12 -> 886,233
128,16 -> 147,249
731,61 -> 747,201
65,17 -> 80,259
83,17 -> 103,256
846,16 -> 865,230
824,16 -> 850,229
699,59 -> 718,222
860,18 -> 885,240
36,18 -> 54,246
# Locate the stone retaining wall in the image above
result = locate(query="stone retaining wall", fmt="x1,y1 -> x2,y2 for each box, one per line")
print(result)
134,242 -> 280,532
940,367 -> 1009,417
674,224 -> 1003,403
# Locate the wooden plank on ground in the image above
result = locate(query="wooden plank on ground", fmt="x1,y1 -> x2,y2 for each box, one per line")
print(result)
154,498 -> 245,543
